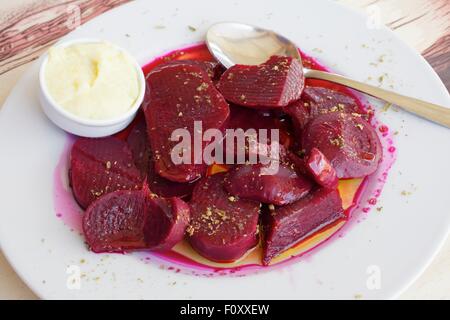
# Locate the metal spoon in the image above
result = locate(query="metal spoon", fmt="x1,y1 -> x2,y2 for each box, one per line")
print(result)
206,22 -> 450,128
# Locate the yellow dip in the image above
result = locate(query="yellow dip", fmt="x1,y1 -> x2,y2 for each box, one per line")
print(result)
45,42 -> 140,120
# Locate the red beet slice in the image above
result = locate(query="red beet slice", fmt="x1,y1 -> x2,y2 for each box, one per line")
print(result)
147,165 -> 197,199
126,116 -> 151,176
144,63 -> 230,183
144,196 -> 191,251
227,105 -> 285,133
227,105 -> 293,146
217,56 -> 304,108
151,60 -> 224,82
301,86 -> 362,118
302,112 -> 382,178
287,151 -> 309,176
283,86 -> 363,136
283,99 -> 310,133
83,190 -> 149,253
224,160 -> 312,206
188,173 -> 260,262
83,189 -> 190,253
126,117 -> 196,198
70,137 -> 143,209
262,188 -> 345,265
218,105 -> 293,162
305,147 -> 338,189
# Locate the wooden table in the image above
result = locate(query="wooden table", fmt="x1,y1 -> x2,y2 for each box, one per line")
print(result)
0,0 -> 449,299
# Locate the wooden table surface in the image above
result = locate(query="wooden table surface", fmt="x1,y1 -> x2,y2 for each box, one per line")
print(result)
0,0 -> 449,299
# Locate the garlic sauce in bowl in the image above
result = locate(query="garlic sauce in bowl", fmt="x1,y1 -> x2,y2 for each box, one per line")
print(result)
39,39 -> 145,137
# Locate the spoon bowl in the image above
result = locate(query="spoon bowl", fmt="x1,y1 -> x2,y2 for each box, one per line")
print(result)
206,22 -> 301,69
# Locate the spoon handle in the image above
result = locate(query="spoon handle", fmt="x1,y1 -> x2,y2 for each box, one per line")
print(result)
304,69 -> 450,128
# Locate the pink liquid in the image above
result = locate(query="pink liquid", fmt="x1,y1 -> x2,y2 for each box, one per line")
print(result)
53,43 -> 397,276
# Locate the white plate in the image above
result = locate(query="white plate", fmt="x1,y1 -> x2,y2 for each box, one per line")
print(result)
0,0 -> 449,299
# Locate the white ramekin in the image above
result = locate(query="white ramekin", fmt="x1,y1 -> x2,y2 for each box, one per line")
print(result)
38,38 -> 145,138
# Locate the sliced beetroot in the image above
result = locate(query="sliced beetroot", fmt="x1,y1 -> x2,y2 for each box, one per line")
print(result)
283,99 -> 310,133
263,188 -> 345,265
144,196 -> 190,251
83,189 -> 190,253
83,189 -> 149,253
301,86 -> 362,117
126,116 -> 151,176
302,112 -> 382,178
126,117 -> 196,198
150,59 -> 224,81
147,166 -> 197,199
227,105 -> 285,133
219,105 -> 293,162
305,147 -> 338,189
217,56 -> 304,108
70,137 -> 143,209
227,105 -> 293,147
283,86 -> 363,135
287,151 -> 309,176
188,173 -> 260,262
224,160 -> 312,206
147,167 -> 197,199
144,63 -> 229,183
